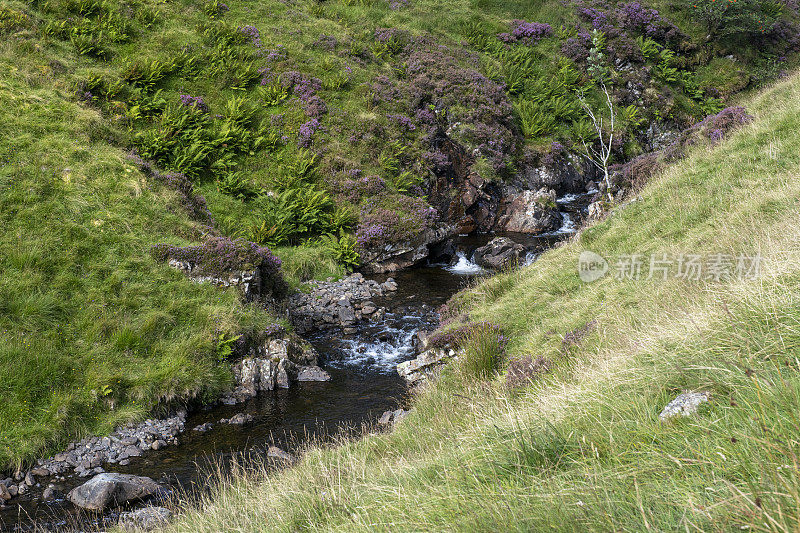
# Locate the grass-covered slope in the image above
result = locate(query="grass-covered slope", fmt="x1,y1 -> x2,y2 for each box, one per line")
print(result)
167,72 -> 800,531
0,42 -> 273,470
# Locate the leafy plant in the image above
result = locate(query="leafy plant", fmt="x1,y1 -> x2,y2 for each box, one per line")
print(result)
317,231 -> 361,270
258,83 -> 289,106
215,332 -> 241,363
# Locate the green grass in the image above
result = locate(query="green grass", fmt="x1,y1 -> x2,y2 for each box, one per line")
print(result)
0,39 -> 273,470
164,71 -> 800,531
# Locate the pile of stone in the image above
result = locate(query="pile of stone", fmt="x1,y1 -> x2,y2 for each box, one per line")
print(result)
0,413 -> 186,504
288,273 -> 397,334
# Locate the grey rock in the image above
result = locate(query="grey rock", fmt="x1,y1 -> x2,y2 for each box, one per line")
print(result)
472,237 -> 526,270
297,366 -> 331,382
42,486 -> 63,501
220,413 -> 254,426
0,484 -> 10,502
118,506 -> 173,531
68,473 -> 161,511
397,348 -> 459,385
193,423 -> 213,433
267,446 -> 294,463
151,440 -> 167,451
24,472 -> 35,487
659,391 -> 710,421
378,409 -> 410,426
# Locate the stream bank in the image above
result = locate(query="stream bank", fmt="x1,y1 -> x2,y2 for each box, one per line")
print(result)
0,190 -> 592,532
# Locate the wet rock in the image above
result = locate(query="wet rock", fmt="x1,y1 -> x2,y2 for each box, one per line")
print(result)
397,348 -> 459,386
378,409 -> 410,426
193,423 -> 213,433
24,472 -> 35,487
30,467 -> 50,477
296,366 -> 331,382
497,188 -> 562,234
220,413 -> 254,426
267,446 -> 294,463
288,273 -> 391,333
119,506 -> 173,531
360,225 -> 456,274
472,237 -> 526,270
659,391 -> 710,421
151,440 -> 167,451
42,486 -> 63,501
68,473 -> 161,511
7,485 -> 18,497
0,484 -> 10,502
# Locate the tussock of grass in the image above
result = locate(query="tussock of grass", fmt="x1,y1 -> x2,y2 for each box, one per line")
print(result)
165,72 -> 800,531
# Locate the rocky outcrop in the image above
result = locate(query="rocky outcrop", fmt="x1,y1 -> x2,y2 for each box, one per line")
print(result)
67,473 -> 161,511
425,133 -> 588,237
221,332 -> 330,404
496,188 -> 562,234
119,506 -> 173,531
396,347 -> 459,386
472,237 -> 526,270
360,224 -> 455,274
167,259 -> 275,303
289,273 -> 397,334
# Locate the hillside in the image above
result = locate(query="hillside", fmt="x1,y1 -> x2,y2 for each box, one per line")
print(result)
165,71 -> 800,531
1,0 -> 799,515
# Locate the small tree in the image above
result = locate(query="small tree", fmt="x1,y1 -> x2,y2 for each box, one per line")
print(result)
577,83 -> 616,202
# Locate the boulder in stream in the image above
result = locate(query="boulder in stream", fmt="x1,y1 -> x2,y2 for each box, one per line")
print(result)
472,237 -> 526,270
67,473 -> 161,511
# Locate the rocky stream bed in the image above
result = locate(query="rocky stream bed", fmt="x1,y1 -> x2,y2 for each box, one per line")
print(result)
0,191 -> 592,532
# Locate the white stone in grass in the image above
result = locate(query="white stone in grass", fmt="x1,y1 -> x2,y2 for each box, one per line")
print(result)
659,391 -> 710,421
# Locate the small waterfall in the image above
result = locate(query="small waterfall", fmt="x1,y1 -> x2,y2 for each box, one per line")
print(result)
446,251 -> 484,275
330,316 -> 422,372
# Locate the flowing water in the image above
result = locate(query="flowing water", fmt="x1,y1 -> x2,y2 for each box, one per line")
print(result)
0,191 -> 593,532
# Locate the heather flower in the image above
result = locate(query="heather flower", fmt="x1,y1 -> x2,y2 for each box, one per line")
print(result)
238,25 -> 262,47
297,118 -> 321,147
302,95 -> 328,118
312,34 -> 337,51
509,20 -> 553,43
127,151 -> 214,223
152,236 -> 286,296
356,194 -> 438,249
179,94 -> 209,112
387,113 -> 417,132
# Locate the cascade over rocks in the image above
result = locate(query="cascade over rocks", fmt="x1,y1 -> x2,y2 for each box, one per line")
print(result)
425,132 -> 584,237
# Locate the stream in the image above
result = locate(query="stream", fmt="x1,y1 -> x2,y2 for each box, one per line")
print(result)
0,191 -> 593,532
